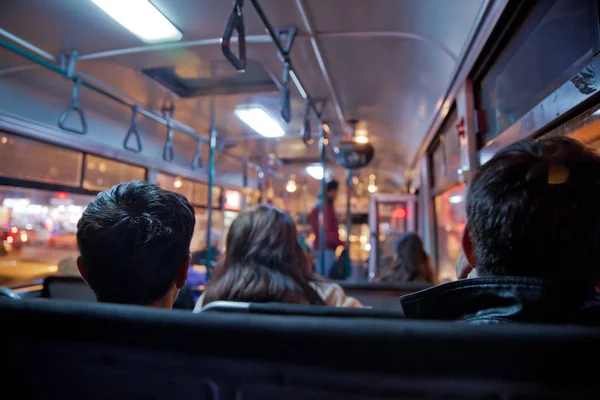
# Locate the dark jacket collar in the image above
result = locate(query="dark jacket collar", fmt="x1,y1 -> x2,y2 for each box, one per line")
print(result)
400,276 -> 583,324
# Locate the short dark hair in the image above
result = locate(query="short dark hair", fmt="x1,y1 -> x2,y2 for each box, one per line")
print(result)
77,180 -> 195,305
467,137 -> 600,287
326,179 -> 339,192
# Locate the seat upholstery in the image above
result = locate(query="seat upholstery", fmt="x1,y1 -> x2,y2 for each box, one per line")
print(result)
1,298 -> 599,399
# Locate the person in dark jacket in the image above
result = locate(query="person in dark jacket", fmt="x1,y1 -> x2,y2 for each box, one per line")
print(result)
401,137 -> 600,324
308,180 -> 343,277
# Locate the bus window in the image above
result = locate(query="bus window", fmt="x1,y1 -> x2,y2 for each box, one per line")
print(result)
434,185 -> 466,281
83,155 -> 145,191
0,186 -> 94,287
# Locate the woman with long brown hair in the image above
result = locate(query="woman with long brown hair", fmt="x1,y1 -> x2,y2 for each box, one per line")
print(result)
377,232 -> 437,284
194,205 -> 361,310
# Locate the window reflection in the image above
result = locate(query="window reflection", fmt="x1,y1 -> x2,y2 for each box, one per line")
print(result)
434,184 -> 466,282
83,155 -> 145,191
0,133 -> 83,186
478,0 -> 597,140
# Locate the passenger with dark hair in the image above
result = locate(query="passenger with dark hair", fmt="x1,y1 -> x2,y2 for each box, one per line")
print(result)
76,180 -> 195,308
308,179 -> 344,277
195,205 -> 361,310
401,137 -> 600,324
377,232 -> 436,284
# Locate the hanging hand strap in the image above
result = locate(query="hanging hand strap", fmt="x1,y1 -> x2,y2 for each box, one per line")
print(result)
221,0 -> 246,71
123,106 -> 143,153
301,98 -> 312,145
191,140 -> 204,170
58,77 -> 88,135
162,106 -> 175,161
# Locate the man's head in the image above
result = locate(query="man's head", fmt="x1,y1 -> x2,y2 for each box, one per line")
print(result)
463,137 -> 600,287
77,181 -> 195,308
325,179 -> 339,202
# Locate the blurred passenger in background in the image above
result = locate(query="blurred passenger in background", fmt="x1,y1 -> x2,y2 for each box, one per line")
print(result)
195,205 -> 361,310
191,229 -> 222,266
76,181 -> 195,309
174,229 -> 223,309
309,180 -> 344,277
376,233 -> 436,284
401,137 -> 600,324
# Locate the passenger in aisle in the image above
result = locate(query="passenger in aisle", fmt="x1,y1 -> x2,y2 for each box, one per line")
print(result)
195,205 -> 361,310
309,180 -> 344,277
76,181 -> 195,309
402,137 -> 600,324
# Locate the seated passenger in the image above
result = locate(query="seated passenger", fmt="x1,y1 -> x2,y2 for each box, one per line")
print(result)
76,181 -> 195,309
376,232 -> 436,284
194,205 -> 362,310
401,137 -> 600,324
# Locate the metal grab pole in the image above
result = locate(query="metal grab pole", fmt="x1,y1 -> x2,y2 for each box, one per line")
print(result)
205,101 -> 217,281
318,124 -> 327,276
345,169 -> 352,280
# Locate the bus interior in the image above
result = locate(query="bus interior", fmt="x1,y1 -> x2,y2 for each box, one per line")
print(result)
2,0 -> 600,398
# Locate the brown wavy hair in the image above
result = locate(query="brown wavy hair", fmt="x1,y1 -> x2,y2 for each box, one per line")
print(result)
202,205 -> 324,306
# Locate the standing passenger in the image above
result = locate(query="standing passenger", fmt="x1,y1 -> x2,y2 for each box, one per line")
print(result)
309,180 -> 344,277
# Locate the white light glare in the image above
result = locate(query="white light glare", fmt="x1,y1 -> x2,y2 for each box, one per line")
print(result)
449,195 -> 463,204
306,165 -> 324,180
91,0 -> 183,43
286,180 -> 297,193
234,107 -> 285,138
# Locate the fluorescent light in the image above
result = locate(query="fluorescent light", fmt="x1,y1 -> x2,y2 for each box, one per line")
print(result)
91,0 -> 182,43
306,165 -> 324,180
449,195 -> 463,204
234,106 -> 284,138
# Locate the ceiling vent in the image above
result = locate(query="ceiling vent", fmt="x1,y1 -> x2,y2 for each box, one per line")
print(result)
142,60 -> 278,98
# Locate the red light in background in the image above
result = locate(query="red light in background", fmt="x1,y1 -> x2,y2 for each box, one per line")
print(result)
10,226 -> 18,234
55,192 -> 69,200
20,232 -> 28,243
393,208 -> 407,219
7,236 -> 13,244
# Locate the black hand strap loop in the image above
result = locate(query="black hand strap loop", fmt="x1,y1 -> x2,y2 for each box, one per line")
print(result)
58,77 -> 88,135
221,0 -> 246,71
123,106 -> 142,153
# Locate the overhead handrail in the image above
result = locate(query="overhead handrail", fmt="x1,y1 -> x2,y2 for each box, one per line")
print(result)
221,0 -> 247,72
123,106 -> 143,153
58,77 -> 88,135
0,35 -> 276,177
248,0 -> 335,141
162,105 -> 175,162
191,140 -> 204,170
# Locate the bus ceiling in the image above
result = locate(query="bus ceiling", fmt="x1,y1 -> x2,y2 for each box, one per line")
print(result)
0,0 -> 496,192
